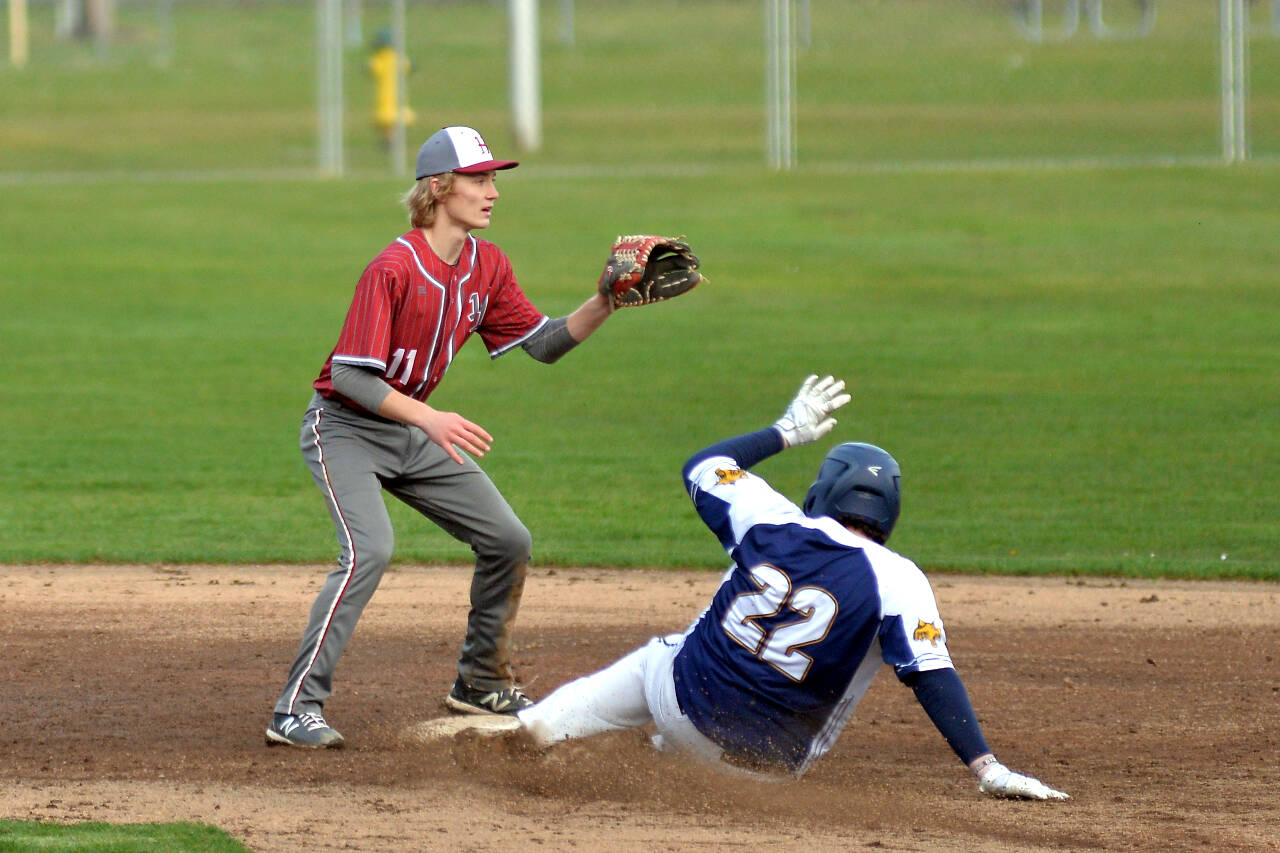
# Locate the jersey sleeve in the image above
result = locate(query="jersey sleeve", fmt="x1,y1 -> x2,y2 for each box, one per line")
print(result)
330,263 -> 397,373
685,451 -> 804,555
476,251 -> 549,358
874,555 -> 955,678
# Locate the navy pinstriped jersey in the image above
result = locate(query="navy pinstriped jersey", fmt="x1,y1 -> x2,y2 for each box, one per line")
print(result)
672,449 -> 954,775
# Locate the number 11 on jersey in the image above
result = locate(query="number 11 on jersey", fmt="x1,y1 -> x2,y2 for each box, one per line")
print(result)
386,348 -> 418,385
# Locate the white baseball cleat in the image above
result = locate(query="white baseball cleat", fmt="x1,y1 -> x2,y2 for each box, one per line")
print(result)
408,714 -> 523,743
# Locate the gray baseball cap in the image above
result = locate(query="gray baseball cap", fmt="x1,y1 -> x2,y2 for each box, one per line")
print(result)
414,126 -> 519,179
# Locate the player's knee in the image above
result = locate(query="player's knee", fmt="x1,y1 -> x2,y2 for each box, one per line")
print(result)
360,537 -> 395,572
485,520 -> 532,565
503,522 -> 533,564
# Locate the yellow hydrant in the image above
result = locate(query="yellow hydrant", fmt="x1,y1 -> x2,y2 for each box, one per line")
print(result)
368,28 -> 415,146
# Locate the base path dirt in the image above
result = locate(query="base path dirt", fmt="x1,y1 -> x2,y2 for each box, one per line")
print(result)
2,564 -> 1277,852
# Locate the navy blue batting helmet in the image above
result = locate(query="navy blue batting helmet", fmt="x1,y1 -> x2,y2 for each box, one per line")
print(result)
802,442 -> 902,543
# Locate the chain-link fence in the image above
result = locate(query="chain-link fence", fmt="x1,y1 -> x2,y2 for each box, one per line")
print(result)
2,0 -> 1277,177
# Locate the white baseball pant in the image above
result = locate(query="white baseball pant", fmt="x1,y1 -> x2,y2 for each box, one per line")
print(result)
517,634 -> 776,778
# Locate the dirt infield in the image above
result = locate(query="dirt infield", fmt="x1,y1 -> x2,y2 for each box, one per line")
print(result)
2,564 -> 1277,852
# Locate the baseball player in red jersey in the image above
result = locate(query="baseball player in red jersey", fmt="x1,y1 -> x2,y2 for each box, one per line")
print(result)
267,126 -> 616,748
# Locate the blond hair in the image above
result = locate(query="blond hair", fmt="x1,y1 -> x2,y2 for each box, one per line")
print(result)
403,172 -> 457,229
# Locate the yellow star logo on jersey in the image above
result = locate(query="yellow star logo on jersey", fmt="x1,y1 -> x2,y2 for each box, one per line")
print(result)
715,468 -> 748,485
913,620 -> 942,646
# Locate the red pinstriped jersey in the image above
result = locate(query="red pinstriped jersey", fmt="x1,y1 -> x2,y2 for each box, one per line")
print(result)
314,231 -> 547,411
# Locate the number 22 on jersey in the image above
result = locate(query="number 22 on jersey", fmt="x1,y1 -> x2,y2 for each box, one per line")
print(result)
721,564 -> 838,682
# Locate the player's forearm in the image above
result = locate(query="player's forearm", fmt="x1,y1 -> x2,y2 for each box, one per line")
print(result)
681,428 -> 786,484
564,292 -> 612,342
523,294 -> 610,364
907,666 -> 991,765
376,390 -> 492,463
327,363 -> 436,431
375,387 -> 438,431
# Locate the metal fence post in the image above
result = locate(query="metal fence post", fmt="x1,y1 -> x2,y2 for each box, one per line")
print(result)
765,0 -> 796,170
510,0 -> 542,151
1220,0 -> 1248,162
317,0 -> 344,176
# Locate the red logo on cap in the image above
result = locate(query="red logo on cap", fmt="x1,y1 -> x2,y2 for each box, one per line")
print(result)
474,134 -> 491,156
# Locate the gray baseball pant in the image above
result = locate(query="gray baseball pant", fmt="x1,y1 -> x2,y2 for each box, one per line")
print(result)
274,394 -> 531,716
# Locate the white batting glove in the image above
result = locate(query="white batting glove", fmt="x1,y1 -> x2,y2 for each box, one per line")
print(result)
976,760 -> 1069,801
773,375 -> 852,448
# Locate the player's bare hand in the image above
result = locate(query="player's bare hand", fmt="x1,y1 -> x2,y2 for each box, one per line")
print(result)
976,761 -> 1069,801
421,409 -> 493,464
773,374 -> 852,448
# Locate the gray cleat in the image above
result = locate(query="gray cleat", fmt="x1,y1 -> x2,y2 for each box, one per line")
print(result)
265,711 -> 345,749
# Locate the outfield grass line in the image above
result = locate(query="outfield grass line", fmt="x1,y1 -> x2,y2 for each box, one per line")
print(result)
3,154 -> 1277,186
0,166 -> 324,187
793,153 -> 1277,174
535,154 -> 1280,178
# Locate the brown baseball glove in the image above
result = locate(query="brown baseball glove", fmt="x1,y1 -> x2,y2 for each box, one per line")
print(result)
597,235 -> 704,309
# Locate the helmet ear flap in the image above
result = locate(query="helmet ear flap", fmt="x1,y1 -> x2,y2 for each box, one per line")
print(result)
801,477 -> 826,518
802,455 -> 847,519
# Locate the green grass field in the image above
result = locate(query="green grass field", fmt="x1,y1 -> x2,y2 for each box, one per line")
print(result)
1,1 -> 1277,580
3,164 -> 1276,578
0,819 -> 251,851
